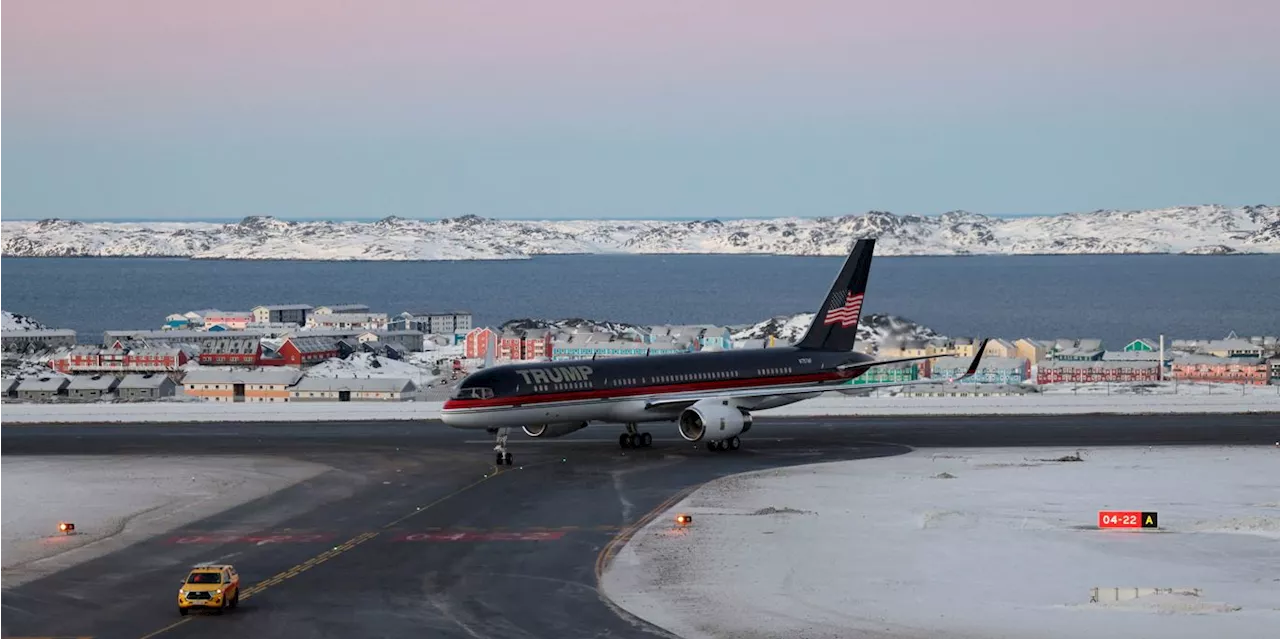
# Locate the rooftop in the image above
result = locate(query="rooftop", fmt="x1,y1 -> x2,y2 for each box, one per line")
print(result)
17,375 -> 71,391
254,304 -> 314,311
118,373 -> 174,389
2,329 -> 77,337
68,374 -> 119,390
1173,354 -> 1265,365
310,312 -> 388,322
285,336 -> 339,353
292,377 -> 417,393
105,329 -> 265,340
181,369 -> 303,386
933,356 -> 1027,368
1040,360 -> 1159,370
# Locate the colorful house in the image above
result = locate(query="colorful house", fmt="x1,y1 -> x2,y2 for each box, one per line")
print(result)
1035,360 -> 1159,384
844,363 -> 920,385
277,337 -> 339,367
1171,355 -> 1269,385
1124,338 -> 1159,352
933,356 -> 1030,384
182,369 -> 303,402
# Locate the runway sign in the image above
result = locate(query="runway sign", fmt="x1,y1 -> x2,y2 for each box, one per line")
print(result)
1098,511 -> 1158,529
393,531 -> 567,542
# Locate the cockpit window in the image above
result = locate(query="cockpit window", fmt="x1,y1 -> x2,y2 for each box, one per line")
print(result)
451,387 -> 494,400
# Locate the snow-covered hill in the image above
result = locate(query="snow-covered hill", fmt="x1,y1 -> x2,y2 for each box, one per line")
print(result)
500,317 -> 651,339
2,311 -> 48,331
4,205 -> 1276,260
496,312 -> 939,351
732,313 -> 941,346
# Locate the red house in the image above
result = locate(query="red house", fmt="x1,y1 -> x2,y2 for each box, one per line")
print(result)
1036,360 -> 1159,384
277,336 -> 339,367
465,327 -> 496,359
50,342 -> 192,373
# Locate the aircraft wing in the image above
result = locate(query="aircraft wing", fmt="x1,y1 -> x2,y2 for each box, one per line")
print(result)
835,351 -> 966,371
644,338 -> 989,411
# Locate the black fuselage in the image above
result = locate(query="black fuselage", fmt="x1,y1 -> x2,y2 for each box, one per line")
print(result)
449,346 -> 874,405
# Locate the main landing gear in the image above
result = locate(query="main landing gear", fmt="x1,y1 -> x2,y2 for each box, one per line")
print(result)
490,427 -> 514,466
705,436 -> 741,452
619,423 -> 653,449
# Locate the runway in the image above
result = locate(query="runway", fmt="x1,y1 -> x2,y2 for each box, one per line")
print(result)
2,414 -> 1276,639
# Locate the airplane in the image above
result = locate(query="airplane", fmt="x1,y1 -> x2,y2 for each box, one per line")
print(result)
440,238 -> 988,465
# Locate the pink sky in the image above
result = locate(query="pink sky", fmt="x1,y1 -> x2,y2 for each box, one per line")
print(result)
3,1 -> 1276,219
7,0 -> 1275,129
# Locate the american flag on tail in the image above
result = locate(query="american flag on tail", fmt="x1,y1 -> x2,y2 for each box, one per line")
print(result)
821,290 -> 864,328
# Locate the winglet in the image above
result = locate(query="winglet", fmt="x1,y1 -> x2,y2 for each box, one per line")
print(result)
949,338 -> 989,382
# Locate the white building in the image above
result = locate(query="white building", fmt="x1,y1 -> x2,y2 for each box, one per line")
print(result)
289,377 -> 418,402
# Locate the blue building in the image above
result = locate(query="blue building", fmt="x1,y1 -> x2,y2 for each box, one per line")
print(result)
932,356 -> 1030,384
551,337 -> 690,361
645,325 -> 733,351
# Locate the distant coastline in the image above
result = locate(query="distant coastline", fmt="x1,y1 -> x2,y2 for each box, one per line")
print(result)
3,205 -> 1276,261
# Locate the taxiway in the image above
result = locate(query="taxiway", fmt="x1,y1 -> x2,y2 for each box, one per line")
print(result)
1,414 -> 1275,639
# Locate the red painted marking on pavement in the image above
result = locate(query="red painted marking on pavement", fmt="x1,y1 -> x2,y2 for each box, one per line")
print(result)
166,533 -> 336,544
394,531 -> 567,542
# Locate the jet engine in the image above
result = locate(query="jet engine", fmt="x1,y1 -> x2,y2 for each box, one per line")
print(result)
522,422 -> 589,438
677,399 -> 751,442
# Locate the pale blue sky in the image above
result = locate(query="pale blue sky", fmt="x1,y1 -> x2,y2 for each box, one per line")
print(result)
4,0 -> 1277,221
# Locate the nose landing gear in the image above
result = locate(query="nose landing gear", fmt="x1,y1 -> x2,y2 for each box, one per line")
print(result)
490,427 -> 513,466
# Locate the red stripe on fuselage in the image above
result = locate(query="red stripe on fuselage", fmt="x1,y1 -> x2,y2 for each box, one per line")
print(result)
441,370 -> 850,411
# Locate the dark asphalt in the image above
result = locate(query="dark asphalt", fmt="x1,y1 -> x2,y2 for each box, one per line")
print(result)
2,414 -> 1276,639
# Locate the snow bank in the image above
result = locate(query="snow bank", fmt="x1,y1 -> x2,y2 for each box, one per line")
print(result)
1,455 -> 329,588
602,446 -> 1280,639
761,387 -> 1280,416
0,401 -> 448,424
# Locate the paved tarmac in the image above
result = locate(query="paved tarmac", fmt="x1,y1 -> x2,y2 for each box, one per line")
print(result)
2,414 -> 1276,639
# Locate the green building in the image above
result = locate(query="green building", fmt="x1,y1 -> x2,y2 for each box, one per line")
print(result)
844,363 -> 919,385
1124,339 -> 1158,352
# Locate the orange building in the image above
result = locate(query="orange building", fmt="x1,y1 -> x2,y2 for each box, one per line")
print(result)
1171,356 -> 1269,385
181,369 -> 303,402
465,327 -> 553,361
465,327 -> 496,359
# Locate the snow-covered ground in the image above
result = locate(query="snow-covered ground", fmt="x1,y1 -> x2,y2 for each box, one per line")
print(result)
602,446 -> 1280,639
1,455 -> 329,588
302,352 -> 443,390
2,384 -> 1276,423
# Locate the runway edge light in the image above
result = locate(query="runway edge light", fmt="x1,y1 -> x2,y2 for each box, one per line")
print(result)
59,522 -> 75,534
675,514 -> 692,526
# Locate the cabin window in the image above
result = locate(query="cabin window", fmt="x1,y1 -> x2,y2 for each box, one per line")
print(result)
452,387 -> 494,400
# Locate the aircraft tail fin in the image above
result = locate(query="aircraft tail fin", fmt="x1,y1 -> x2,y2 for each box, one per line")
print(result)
795,238 -> 875,352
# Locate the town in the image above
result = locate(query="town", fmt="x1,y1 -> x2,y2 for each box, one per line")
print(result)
2,303 -> 1278,404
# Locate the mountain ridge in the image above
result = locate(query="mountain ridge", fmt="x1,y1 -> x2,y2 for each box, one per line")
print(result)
3,205 -> 1276,260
